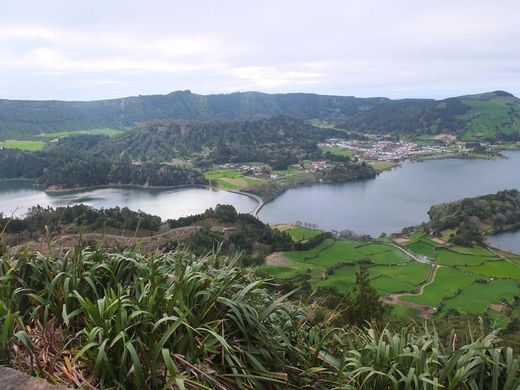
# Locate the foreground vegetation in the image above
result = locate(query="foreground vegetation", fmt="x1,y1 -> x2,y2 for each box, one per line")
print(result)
1,246 -> 519,388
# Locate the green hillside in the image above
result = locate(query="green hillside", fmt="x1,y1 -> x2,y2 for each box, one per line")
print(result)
347,91 -> 520,141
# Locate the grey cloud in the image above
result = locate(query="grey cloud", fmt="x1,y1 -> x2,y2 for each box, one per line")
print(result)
0,0 -> 519,100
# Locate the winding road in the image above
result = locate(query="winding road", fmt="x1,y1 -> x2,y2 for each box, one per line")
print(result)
384,264 -> 441,319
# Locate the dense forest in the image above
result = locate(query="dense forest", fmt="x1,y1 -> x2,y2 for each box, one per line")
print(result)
428,189 -> 520,245
1,90 -> 519,141
93,115 -> 341,168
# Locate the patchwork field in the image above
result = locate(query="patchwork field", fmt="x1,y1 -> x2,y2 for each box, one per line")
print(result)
203,168 -> 263,190
258,229 -> 520,321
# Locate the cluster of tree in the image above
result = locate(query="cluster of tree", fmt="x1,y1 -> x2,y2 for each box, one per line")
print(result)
0,204 -> 162,236
166,205 -> 293,265
0,148 -> 206,189
319,161 -> 376,182
428,189 -> 520,245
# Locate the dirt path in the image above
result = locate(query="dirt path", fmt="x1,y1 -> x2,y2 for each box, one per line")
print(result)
383,264 -> 440,319
265,252 -> 294,267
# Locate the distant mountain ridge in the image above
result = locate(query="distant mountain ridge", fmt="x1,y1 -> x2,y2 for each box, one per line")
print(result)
0,90 -> 518,140
0,91 -> 388,139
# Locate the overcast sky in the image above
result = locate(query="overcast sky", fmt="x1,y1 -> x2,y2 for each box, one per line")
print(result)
0,0 -> 519,101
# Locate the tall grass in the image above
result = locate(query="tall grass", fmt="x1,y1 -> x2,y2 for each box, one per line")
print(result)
0,246 -> 519,388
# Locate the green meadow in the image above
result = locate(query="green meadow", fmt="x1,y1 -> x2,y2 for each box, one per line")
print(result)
0,139 -> 46,151
37,128 -> 123,139
259,229 -> 520,319
203,168 -> 263,190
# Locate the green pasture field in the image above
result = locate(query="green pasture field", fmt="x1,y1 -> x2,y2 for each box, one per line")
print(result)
440,279 -> 518,314
314,262 -> 428,295
406,241 -> 436,258
448,245 -> 495,256
460,98 -> 518,140
255,265 -> 305,279
284,240 -> 412,268
434,248 -> 496,266
258,231 -> 519,317
283,239 -> 336,263
37,128 -> 123,139
403,267 -> 478,307
371,263 -> 430,286
314,265 -> 358,293
285,226 -> 322,241
204,168 -> 263,190
464,261 -> 520,280
0,139 -> 46,151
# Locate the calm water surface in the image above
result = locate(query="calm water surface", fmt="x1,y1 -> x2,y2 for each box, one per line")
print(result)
0,182 -> 258,220
2,151 -> 520,243
258,151 -> 520,236
487,231 -> 520,255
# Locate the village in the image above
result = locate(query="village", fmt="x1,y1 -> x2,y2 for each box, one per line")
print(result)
322,138 -> 457,161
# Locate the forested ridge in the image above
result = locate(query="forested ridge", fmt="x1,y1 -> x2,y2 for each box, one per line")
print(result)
0,91 -> 387,138
1,89 -> 519,140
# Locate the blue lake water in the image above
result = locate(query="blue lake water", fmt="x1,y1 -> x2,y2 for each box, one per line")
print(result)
258,151 -> 520,237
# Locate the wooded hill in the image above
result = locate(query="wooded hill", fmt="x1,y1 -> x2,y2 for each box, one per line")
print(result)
428,189 -> 520,245
90,115 -> 339,167
1,89 -> 519,141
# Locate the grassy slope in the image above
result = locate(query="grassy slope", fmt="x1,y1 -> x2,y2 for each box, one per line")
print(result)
0,139 -> 46,151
